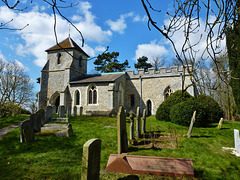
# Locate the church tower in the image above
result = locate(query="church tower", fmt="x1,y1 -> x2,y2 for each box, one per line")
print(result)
38,37 -> 89,110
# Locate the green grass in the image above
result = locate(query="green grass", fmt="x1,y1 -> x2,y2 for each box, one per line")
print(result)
0,115 -> 240,179
0,114 -> 29,129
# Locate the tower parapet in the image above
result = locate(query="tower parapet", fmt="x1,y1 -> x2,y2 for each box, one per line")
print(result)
126,66 -> 192,79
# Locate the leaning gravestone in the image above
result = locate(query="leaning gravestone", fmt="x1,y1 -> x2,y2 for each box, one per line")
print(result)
59,105 -> 65,118
117,106 -> 128,154
187,111 -> 196,138
218,118 -> 224,130
45,106 -> 53,123
142,109 -> 146,134
37,109 -> 45,126
136,107 -> 141,138
20,119 -> 34,142
234,129 -> 240,153
81,139 -> 101,180
31,113 -> 41,133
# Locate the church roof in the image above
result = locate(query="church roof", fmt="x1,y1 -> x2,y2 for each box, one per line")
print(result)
45,37 -> 89,57
70,73 -> 125,84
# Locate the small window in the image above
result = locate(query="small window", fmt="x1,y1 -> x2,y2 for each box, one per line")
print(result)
57,53 -> 61,64
89,85 -> 97,104
79,56 -> 82,67
76,91 -> 80,105
165,87 -> 173,99
130,94 -> 135,107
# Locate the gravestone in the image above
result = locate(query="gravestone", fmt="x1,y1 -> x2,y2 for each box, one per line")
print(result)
136,107 -> 141,138
187,111 -> 196,138
129,111 -> 136,140
73,106 -> 77,116
81,139 -> 101,180
67,106 -> 71,117
37,109 -> 45,126
31,113 -> 41,132
142,109 -> 146,134
117,106 -> 128,154
45,106 -> 53,123
20,119 -> 34,142
218,118 -> 224,130
234,129 -> 240,153
59,105 -> 65,118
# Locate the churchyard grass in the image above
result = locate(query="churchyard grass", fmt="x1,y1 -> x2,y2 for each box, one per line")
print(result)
0,114 -> 29,129
0,115 -> 240,179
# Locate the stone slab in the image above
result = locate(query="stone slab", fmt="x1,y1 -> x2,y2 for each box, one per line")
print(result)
51,117 -> 69,122
106,154 -> 194,177
234,129 -> 240,153
40,124 -> 73,137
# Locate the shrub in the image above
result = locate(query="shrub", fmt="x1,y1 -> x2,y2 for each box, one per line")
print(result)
196,94 -> 224,123
170,99 -> 210,127
155,90 -> 193,121
0,102 -> 22,118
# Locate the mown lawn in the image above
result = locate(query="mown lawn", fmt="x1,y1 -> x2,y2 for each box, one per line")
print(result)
0,115 -> 240,179
0,114 -> 29,129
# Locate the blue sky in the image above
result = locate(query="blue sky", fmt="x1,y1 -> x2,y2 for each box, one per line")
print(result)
0,1 -> 225,93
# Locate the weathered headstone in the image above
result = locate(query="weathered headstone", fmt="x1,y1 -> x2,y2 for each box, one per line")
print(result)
45,106 -> 53,123
73,106 -> 77,116
187,111 -> 196,138
218,118 -> 224,130
67,106 -> 71,117
20,119 -> 34,142
59,105 -> 65,118
81,139 -> 101,180
234,129 -> 240,153
129,111 -> 135,140
31,113 -> 41,132
136,107 -> 141,138
117,106 -> 128,154
142,109 -> 146,134
37,109 -> 45,126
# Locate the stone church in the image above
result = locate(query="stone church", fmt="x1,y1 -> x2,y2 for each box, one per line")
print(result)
38,37 -> 194,116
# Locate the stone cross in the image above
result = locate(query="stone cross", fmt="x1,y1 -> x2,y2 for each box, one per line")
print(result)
117,106 -> 128,154
59,105 -> 65,118
136,107 -> 141,138
20,119 -> 34,142
81,139 -> 101,180
73,106 -> 77,116
45,106 -> 53,123
129,111 -> 135,140
218,118 -> 224,130
142,109 -> 146,134
234,129 -> 240,153
187,111 -> 196,138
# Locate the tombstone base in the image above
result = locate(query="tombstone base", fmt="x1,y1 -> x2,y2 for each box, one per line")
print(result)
106,154 -> 194,177
50,117 -> 69,122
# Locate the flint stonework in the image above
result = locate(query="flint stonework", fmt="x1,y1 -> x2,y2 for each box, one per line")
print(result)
81,139 -> 101,180
117,106 -> 128,154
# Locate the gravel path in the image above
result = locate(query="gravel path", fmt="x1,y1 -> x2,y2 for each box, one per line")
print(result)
0,122 -> 23,140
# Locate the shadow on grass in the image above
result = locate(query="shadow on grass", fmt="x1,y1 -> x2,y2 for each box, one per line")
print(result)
190,135 -> 212,138
128,146 -> 162,152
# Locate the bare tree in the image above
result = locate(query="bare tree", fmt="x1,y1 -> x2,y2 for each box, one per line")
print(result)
0,60 -> 34,108
152,57 -> 165,71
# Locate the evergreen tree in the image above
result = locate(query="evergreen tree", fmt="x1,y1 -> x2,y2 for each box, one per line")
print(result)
134,56 -> 152,71
94,52 -> 129,73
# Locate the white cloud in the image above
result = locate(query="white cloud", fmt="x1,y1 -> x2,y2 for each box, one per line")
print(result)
133,15 -> 148,22
106,12 -> 134,34
0,2 -> 112,67
14,60 -> 29,72
0,51 -> 6,62
95,46 -> 107,52
134,40 -> 168,62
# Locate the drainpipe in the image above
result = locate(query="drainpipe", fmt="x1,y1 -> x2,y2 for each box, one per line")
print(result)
139,75 -> 142,114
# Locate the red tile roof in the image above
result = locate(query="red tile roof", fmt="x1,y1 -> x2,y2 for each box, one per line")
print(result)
45,37 -> 89,57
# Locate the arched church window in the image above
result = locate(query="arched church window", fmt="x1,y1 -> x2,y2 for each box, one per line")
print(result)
75,91 -> 80,105
164,87 -> 173,99
89,85 -> 97,104
57,53 -> 61,64
79,56 -> 82,67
